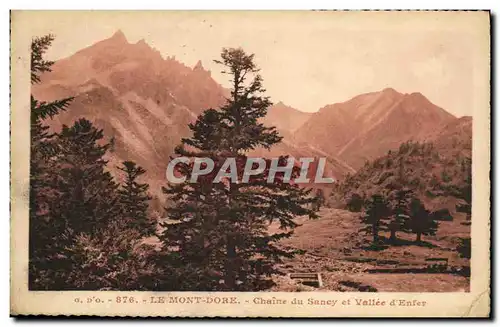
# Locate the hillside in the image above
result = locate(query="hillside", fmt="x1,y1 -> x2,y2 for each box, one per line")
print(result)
294,88 -> 456,169
329,114 -> 472,213
427,116 -> 473,157
261,101 -> 312,134
271,115 -> 473,293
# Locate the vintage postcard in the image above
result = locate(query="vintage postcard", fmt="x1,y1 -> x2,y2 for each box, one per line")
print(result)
10,10 -> 490,317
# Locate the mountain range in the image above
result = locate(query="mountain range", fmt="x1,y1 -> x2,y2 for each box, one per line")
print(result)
293,87 -> 459,169
32,30 -> 472,202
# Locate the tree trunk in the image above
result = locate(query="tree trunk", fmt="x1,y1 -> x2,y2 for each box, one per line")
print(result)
390,229 -> 397,242
224,235 -> 237,290
372,224 -> 379,244
416,232 -> 422,243
389,220 -> 397,243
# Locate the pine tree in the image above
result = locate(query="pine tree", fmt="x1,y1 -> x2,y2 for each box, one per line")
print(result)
347,193 -> 364,212
64,219 -> 161,290
388,189 -> 413,242
54,123 -> 163,290
160,48 -> 318,291
55,119 -> 120,236
385,156 -> 413,242
359,194 -> 390,244
31,34 -> 55,83
456,237 -> 471,259
28,34 -> 159,291
117,161 -> 155,237
29,35 -> 74,289
408,197 -> 438,243
32,118 -> 120,289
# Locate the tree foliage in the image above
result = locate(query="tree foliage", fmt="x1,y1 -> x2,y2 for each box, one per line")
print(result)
29,35 -> 75,289
333,140 -> 470,214
159,48 -> 318,291
408,197 -> 438,242
31,34 -> 56,84
29,35 -> 159,290
346,193 -> 364,212
359,194 -> 391,244
387,188 -> 413,242
456,237 -> 471,259
118,161 -> 156,237
452,157 -> 472,221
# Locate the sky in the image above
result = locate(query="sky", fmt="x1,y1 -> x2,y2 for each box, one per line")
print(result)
14,11 -> 489,116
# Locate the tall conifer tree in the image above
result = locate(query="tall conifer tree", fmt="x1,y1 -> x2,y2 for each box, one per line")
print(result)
408,198 -> 438,243
29,35 -> 74,289
160,48 -> 318,291
118,161 -> 155,237
388,189 -> 413,242
55,118 -> 119,235
29,34 -> 159,291
360,194 -> 390,244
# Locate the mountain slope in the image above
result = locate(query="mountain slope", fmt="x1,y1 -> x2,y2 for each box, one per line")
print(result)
261,101 -> 312,134
329,115 -> 472,213
294,88 -> 456,169
427,116 -> 472,157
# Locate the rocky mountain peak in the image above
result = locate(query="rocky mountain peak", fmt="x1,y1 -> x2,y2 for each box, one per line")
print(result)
193,60 -> 211,76
136,38 -> 148,47
109,30 -> 128,44
193,60 -> 204,70
381,87 -> 399,95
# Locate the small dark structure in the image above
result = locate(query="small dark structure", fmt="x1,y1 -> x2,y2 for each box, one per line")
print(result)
425,257 -> 449,272
289,273 -> 323,288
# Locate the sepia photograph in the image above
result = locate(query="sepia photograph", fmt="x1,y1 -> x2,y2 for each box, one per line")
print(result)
10,10 -> 491,317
